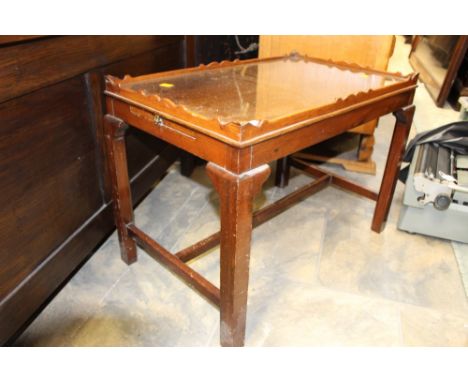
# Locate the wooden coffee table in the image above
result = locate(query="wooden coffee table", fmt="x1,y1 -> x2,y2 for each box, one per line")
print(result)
103,54 -> 418,346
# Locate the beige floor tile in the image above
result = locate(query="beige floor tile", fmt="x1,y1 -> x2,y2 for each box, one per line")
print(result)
400,305 -> 468,346
15,234 -> 130,346
68,263 -> 219,346
208,285 -> 403,346
318,204 -> 468,314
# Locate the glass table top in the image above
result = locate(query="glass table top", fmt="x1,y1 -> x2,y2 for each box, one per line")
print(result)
120,56 -> 405,125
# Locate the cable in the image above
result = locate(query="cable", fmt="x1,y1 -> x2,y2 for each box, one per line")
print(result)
234,35 -> 259,55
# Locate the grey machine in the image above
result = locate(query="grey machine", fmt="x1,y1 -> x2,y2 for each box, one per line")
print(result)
398,143 -> 468,243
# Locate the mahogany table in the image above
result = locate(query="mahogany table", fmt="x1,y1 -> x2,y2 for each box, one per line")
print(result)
103,54 -> 418,346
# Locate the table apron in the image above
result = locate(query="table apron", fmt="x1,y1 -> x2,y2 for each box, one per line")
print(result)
106,90 -> 413,174
248,91 -> 413,171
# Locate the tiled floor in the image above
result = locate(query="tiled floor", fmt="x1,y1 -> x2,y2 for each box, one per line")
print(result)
15,36 -> 468,346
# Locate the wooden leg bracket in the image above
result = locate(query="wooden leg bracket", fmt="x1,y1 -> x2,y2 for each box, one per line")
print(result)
174,173 -> 331,263
127,224 -> 220,307
125,154 -> 385,317
123,169 -> 329,318
290,157 -> 379,201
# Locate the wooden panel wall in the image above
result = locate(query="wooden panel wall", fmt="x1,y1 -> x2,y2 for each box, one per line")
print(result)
0,36 -> 185,344
259,35 -> 395,70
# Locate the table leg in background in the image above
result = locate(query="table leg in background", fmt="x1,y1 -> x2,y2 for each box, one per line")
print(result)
275,156 -> 290,188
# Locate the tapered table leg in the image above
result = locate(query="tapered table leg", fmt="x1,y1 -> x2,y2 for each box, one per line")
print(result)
207,163 -> 271,346
104,115 -> 137,264
371,106 -> 415,233
275,157 -> 290,188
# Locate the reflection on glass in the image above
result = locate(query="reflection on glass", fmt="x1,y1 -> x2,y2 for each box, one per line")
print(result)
122,57 -> 403,125
411,36 -> 459,100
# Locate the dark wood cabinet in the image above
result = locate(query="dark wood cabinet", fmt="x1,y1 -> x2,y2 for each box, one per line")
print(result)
187,35 -> 259,65
0,36 -> 185,344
